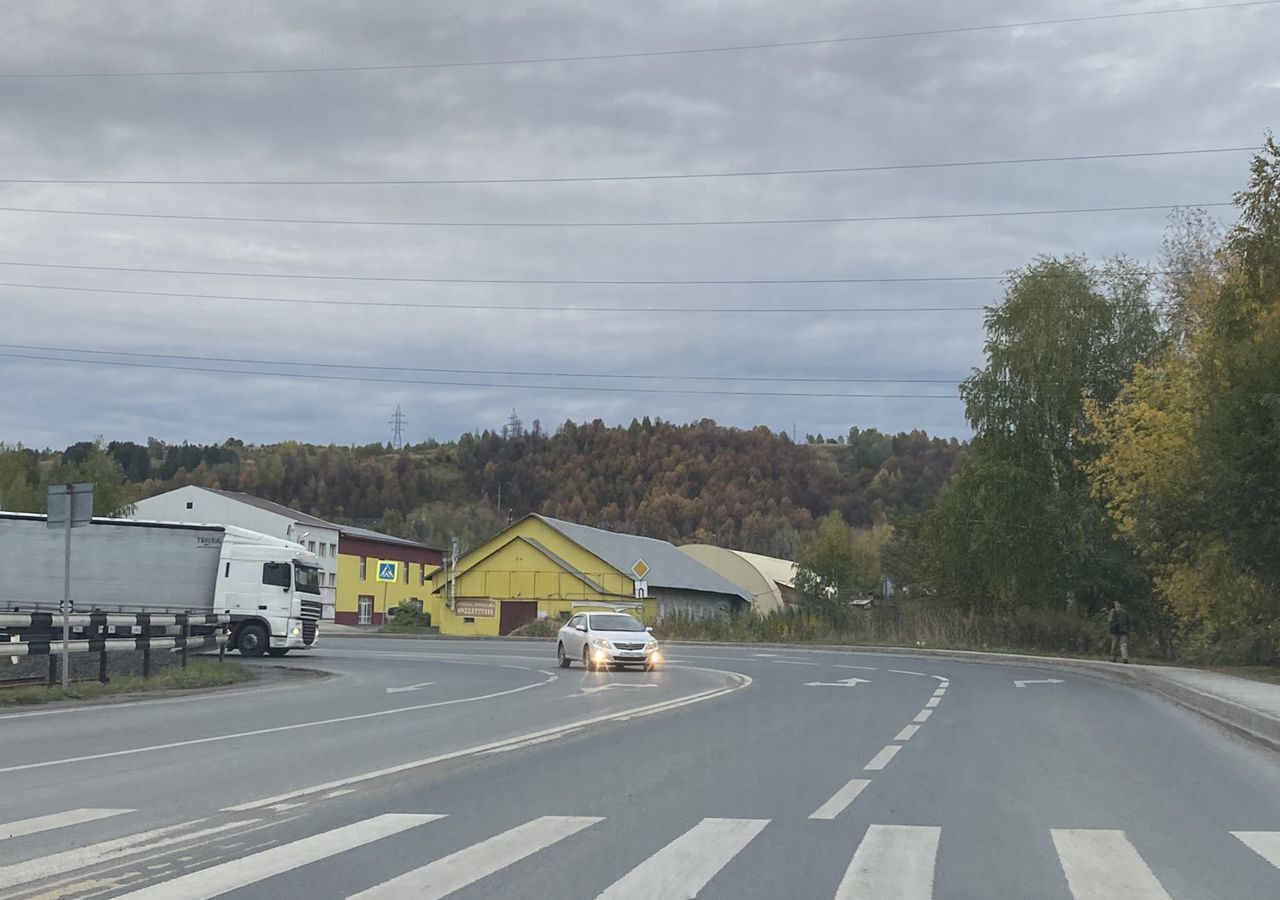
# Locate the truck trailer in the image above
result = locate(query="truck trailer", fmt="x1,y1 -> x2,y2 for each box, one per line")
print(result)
0,512 -> 322,656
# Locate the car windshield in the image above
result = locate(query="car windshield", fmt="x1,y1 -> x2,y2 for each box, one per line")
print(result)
293,563 -> 321,594
590,614 -> 645,632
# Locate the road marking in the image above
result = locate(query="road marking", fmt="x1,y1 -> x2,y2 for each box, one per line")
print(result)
580,683 -> 659,695
1015,679 -> 1065,687
924,697 -> 941,708
753,653 -> 778,657
772,659 -> 820,666
225,667 -> 751,811
805,677 -> 872,687
351,815 -> 599,899
932,688 -> 946,697
0,676 -> 553,775
810,779 -> 872,820
913,709 -> 933,723
1051,829 -> 1173,899
888,669 -> 929,677
481,729 -> 580,755
0,819 -> 253,890
597,817 -> 769,899
0,808 -> 132,841
266,802 -> 308,812
836,824 -> 940,899
385,681 -> 435,694
323,789 -> 355,799
115,814 -> 442,900
930,675 -> 949,684
864,745 -> 901,771
833,664 -> 878,671
895,724 -> 921,741
1233,831 -> 1280,869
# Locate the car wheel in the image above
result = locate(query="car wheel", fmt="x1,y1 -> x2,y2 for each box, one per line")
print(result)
237,623 -> 268,657
557,643 -> 571,668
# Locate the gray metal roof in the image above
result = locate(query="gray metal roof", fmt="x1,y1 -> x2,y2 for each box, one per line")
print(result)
338,524 -> 441,552
534,515 -> 752,602
205,488 -> 336,530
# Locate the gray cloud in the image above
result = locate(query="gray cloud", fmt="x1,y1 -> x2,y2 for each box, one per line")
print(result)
1,0 -> 1276,449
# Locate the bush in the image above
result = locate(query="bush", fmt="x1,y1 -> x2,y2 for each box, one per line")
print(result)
381,601 -> 432,633
507,616 -> 562,638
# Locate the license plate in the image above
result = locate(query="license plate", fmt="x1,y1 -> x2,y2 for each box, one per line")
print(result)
620,652 -> 644,658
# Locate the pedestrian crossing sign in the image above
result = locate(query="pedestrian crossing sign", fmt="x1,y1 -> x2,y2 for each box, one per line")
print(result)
376,561 -> 399,582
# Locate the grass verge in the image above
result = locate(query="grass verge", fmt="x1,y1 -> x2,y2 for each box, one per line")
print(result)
0,658 -> 255,707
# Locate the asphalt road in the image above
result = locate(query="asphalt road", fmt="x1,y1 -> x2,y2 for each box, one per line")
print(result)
2,636 -> 1279,899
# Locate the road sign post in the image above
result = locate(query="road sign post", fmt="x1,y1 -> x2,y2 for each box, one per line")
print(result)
47,483 -> 93,690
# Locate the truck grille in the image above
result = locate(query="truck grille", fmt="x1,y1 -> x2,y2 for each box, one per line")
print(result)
300,599 -> 322,621
615,642 -> 646,651
302,621 -> 317,645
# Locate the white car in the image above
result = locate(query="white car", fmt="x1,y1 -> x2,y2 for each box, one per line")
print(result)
557,612 -> 662,670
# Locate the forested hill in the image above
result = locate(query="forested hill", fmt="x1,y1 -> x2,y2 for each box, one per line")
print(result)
1,420 -> 963,557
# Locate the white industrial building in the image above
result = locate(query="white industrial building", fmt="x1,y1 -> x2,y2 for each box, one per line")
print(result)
129,486 -> 339,620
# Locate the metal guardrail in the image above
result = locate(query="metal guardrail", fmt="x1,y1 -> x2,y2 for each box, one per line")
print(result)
1,611 -> 230,687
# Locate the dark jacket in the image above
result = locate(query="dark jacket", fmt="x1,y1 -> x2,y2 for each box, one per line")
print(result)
1108,606 -> 1131,635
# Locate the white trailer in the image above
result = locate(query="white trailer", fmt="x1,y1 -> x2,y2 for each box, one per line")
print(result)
0,513 -> 322,656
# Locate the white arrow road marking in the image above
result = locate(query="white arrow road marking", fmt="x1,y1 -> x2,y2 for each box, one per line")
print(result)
580,683 -> 660,695
385,681 -> 435,694
1014,679 -> 1065,687
805,677 -> 872,687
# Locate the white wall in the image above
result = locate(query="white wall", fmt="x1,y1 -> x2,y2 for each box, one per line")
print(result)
131,486 -> 339,619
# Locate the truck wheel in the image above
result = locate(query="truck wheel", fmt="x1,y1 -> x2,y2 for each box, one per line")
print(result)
237,623 -> 268,657
267,648 -> 290,658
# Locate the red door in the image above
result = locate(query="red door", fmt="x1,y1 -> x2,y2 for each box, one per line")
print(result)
498,601 -> 538,635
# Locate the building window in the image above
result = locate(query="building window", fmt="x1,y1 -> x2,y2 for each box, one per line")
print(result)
463,617 -> 475,624
359,556 -> 367,580
318,543 -> 326,557
419,563 -> 426,585
331,543 -> 337,557
358,595 -> 373,625
186,501 -> 193,509
403,562 -> 409,584
329,572 -> 336,587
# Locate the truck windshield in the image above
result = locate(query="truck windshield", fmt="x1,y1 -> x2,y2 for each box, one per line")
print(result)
294,563 -> 321,594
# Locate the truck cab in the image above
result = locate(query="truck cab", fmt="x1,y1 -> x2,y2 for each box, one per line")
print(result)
216,527 -> 322,656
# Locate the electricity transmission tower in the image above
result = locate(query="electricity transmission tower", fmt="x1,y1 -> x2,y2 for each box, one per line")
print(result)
389,405 -> 407,450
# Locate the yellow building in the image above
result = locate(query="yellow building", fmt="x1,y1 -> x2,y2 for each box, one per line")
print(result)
428,514 -> 751,635
334,526 -> 443,626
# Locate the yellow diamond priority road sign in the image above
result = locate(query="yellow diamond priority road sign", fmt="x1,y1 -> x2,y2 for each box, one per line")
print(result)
630,558 -> 650,580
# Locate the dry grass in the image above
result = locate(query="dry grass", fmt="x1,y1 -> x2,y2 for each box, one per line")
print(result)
0,658 -> 254,706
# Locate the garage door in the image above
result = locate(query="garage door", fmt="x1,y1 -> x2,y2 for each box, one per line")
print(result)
498,601 -> 538,635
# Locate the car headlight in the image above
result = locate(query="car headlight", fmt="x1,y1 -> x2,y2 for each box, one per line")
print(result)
592,638 -> 611,650
647,641 -> 659,651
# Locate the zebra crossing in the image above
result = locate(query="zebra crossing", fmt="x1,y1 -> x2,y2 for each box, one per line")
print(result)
2,806 -> 1278,899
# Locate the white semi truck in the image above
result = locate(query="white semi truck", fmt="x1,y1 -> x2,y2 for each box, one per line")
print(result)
0,512 -> 322,656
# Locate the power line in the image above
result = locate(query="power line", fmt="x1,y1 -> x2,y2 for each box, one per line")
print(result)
0,350 -> 959,400
0,201 -> 1231,228
0,281 -> 987,313
0,146 -> 1255,186
0,342 -> 969,384
0,259 -> 1157,286
3,1 -> 1273,78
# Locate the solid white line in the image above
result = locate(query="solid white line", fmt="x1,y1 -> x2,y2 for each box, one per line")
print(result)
225,668 -> 751,811
0,807 -> 132,841
1051,829 -> 1173,899
888,669 -> 929,677
0,819 -> 253,889
1232,831 -> 1280,869
481,728 -> 580,755
810,779 -> 871,820
351,816 -> 599,899
895,724 -> 921,742
833,664 -> 878,671
771,659 -> 820,666
913,709 -> 933,723
0,677 -> 553,775
596,817 -> 769,899
864,745 -> 901,771
836,824 -> 940,899
116,814 -> 442,900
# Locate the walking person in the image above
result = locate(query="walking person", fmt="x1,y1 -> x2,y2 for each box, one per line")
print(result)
1108,600 -> 1130,663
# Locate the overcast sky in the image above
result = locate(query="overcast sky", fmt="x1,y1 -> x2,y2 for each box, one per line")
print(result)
1,0 -> 1275,450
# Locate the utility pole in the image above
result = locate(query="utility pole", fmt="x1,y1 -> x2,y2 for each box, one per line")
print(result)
389,405 -> 407,450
